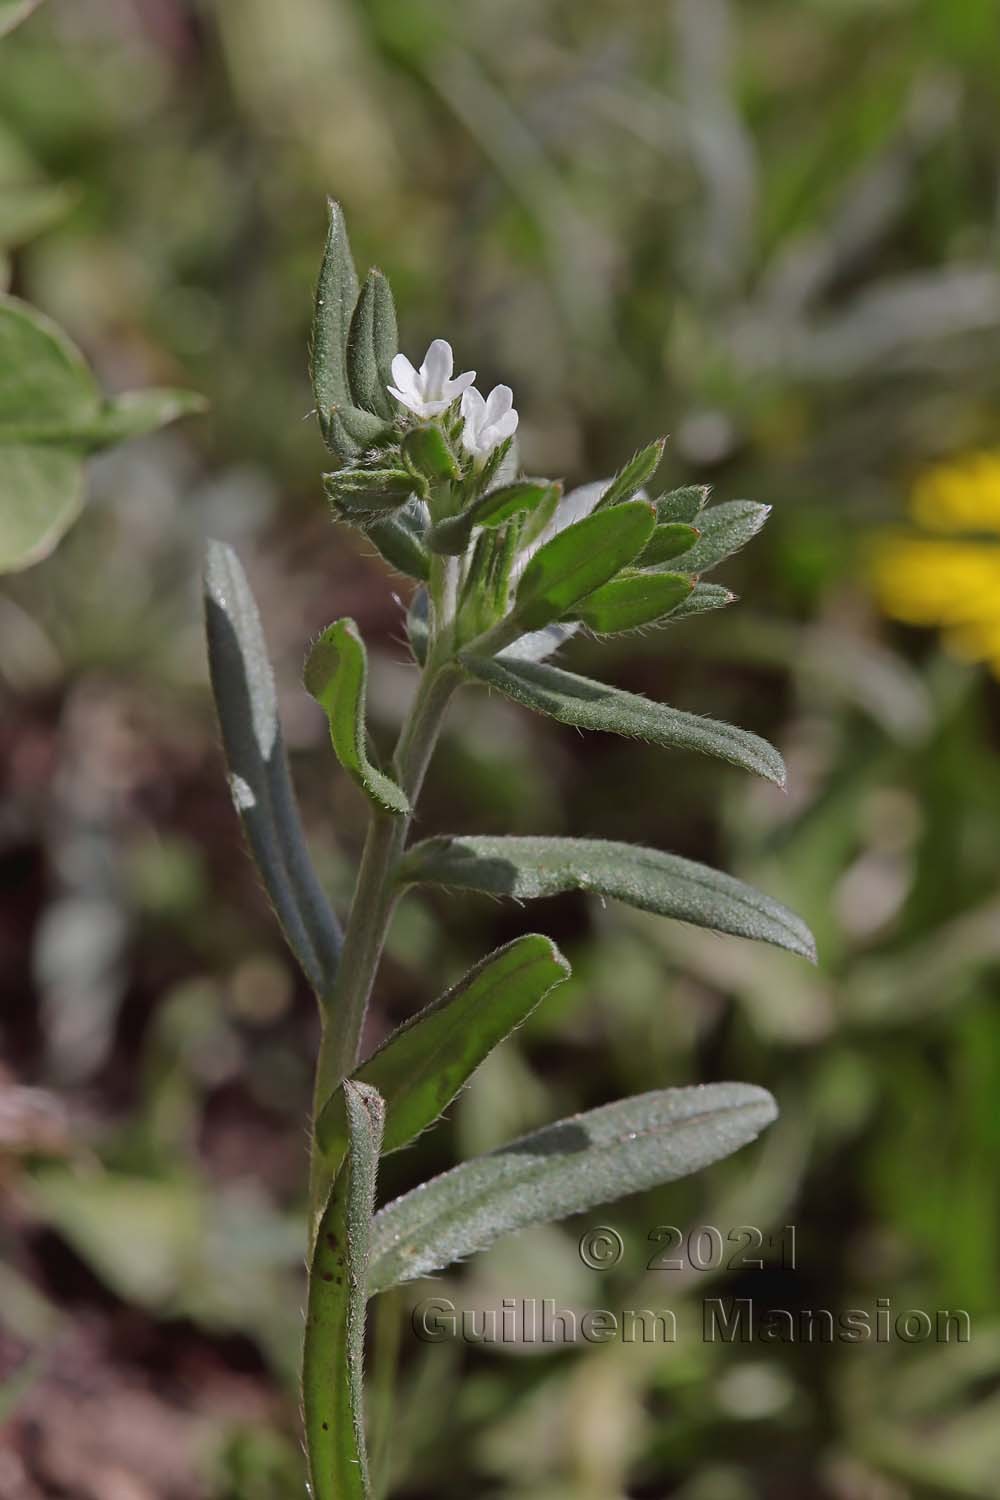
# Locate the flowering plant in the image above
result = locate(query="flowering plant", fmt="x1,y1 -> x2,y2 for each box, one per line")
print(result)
204,202 -> 815,1498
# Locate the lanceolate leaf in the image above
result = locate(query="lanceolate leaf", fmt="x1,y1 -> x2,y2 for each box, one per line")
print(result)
669,500 -> 771,575
304,1082 -> 384,1500
460,655 -> 785,785
311,200 -> 360,428
594,438 -> 666,511
398,835 -> 816,961
204,543 -> 343,997
429,480 -> 555,556
514,500 -> 655,631
654,484 -> 710,524
574,570 -> 693,634
304,619 -> 410,815
402,423 -> 459,485
667,581 -> 736,620
325,403 -> 392,460
365,498 -> 430,581
317,936 -> 570,1172
368,1083 -> 777,1292
637,522 -> 700,567
324,467 -> 416,516
346,269 -> 397,420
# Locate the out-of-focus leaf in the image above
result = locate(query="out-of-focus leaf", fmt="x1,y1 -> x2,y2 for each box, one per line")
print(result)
460,655 -> 785,784
304,1082 -> 384,1500
398,834 -> 816,961
317,936 -> 570,1171
406,586 -> 429,665
0,0 -> 44,36
304,618 -> 409,815
347,268 -> 397,420
204,543 -> 343,998
310,200 -> 359,429
593,438 -> 666,510
574,570 -> 693,633
0,179 -> 77,249
514,500 -> 655,630
368,1083 -> 778,1291
668,500 -> 770,574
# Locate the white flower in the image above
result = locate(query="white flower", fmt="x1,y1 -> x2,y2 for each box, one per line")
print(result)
461,384 -> 519,464
387,339 -> 476,418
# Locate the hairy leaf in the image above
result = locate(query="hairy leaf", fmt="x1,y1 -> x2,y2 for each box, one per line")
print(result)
368,1083 -> 777,1292
667,581 -> 736,620
204,543 -> 343,996
514,500 -> 655,631
654,484 -> 711,524
346,268 -> 397,420
574,570 -> 693,633
460,655 -> 785,785
668,500 -> 770,575
402,422 -> 459,485
304,619 -> 409,815
429,480 -> 555,556
310,200 -> 359,429
593,438 -> 666,510
318,936 -> 569,1171
324,467 -> 416,516
365,501 -> 430,581
399,835 -> 816,961
304,1081 -> 384,1500
637,521 -> 700,567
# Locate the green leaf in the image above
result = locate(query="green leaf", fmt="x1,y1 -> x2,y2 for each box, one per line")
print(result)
593,438 -> 666,510
667,581 -> 736,620
304,1081 -> 384,1500
0,180 -> 77,251
460,655 -> 785,785
398,835 -> 816,961
346,269 -> 397,420
654,484 -> 711,524
637,521 -> 700,567
668,500 -> 771,574
429,480 -> 557,556
204,543 -> 343,996
0,0 -> 44,37
304,619 -> 410,816
365,500 -> 430,581
368,1083 -> 777,1292
324,467 -> 416,516
514,500 -> 655,631
574,570 -> 693,634
310,200 -> 360,431
325,404 -> 392,462
318,936 -> 569,1172
0,296 -> 200,573
73,388 -> 206,450
401,423 -> 459,485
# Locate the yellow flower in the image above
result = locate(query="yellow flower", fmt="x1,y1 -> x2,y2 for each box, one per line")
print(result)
872,452 -> 1000,676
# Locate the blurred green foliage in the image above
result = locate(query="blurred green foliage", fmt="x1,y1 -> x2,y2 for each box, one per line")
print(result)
2,1 -> 1000,1496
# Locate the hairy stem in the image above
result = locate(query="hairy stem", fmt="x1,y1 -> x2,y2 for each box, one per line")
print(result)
309,651 -> 460,1214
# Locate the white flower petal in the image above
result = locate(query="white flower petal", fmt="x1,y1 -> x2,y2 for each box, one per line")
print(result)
490,409 -> 519,443
484,384 -> 513,423
390,353 -> 417,392
445,369 -> 477,399
421,338 -> 454,394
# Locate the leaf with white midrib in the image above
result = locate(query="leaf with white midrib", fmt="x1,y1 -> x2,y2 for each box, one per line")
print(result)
398,835 -> 816,962
461,654 -> 785,785
368,1083 -> 777,1292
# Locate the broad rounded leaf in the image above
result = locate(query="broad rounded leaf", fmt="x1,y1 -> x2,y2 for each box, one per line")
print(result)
398,834 -> 816,961
0,443 -> 83,572
318,935 -> 569,1172
461,655 -> 785,785
304,618 -> 410,815
369,1083 -> 777,1292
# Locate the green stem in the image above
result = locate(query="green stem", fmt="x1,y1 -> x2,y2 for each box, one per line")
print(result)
309,652 -> 461,1215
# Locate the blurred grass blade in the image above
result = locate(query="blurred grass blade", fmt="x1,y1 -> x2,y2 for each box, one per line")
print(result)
304,619 -> 410,816
347,269 -> 397,420
514,500 -> 655,631
204,542 -> 343,997
317,936 -> 570,1171
574,570 -> 693,633
369,1083 -> 777,1292
304,1081 -> 384,1500
311,200 -> 360,430
460,655 -> 785,785
669,500 -> 771,574
593,438 -> 666,510
399,834 -> 815,961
